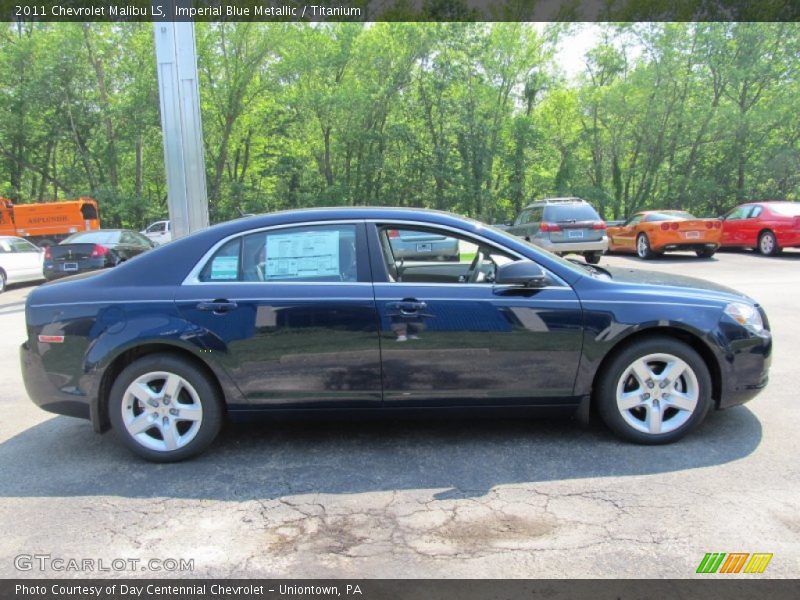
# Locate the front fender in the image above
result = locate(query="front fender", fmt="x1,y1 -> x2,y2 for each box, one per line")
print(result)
573,299 -> 725,398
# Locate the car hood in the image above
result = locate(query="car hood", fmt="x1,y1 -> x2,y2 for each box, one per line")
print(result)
602,266 -> 753,303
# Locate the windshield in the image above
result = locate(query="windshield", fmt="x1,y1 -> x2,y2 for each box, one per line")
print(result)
477,221 -> 591,278
769,203 -> 800,217
63,231 -> 121,245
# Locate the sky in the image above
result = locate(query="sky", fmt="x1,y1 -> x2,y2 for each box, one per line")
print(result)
554,24 -> 602,79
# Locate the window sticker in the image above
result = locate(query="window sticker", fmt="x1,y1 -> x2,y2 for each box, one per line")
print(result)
265,230 -> 340,280
210,255 -> 239,280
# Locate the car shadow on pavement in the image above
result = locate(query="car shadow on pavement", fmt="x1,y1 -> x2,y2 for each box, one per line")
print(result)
603,253 -> 720,265
0,407 -> 761,500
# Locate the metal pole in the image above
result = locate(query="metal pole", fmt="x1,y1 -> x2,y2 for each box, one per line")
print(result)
153,11 -> 209,240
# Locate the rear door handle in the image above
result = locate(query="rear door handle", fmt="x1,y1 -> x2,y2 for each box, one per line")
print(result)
196,300 -> 238,313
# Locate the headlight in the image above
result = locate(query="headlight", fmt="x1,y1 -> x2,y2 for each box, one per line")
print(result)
724,302 -> 764,332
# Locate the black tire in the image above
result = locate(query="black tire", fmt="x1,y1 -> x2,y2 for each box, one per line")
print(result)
0,269 -> 6,293
585,252 -> 602,265
595,336 -> 713,444
757,230 -> 780,256
636,233 -> 656,260
108,353 -> 223,462
695,247 -> 716,259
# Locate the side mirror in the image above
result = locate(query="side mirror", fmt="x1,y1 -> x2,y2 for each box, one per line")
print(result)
495,261 -> 548,288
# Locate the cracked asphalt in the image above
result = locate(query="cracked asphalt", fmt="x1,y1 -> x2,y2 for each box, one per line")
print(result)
1,249 -> 798,578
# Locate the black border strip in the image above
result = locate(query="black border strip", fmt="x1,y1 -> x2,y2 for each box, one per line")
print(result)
4,579 -> 800,600
0,0 -> 799,23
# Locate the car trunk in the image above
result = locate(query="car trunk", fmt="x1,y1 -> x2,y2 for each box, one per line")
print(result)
667,219 -> 718,241
548,221 -> 605,243
48,244 -> 97,262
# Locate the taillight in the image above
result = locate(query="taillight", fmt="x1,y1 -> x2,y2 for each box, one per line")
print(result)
660,223 -> 670,231
90,244 -> 109,258
387,229 -> 400,239
44,246 -> 52,260
592,221 -> 607,230
715,221 -> 722,229
705,221 -> 713,229
671,222 -> 679,230
540,222 -> 561,232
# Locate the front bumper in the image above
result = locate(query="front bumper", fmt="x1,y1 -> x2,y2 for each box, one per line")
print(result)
715,324 -> 772,409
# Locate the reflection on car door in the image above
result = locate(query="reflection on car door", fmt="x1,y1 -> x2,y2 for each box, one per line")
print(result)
175,222 -> 383,409
368,224 -> 584,408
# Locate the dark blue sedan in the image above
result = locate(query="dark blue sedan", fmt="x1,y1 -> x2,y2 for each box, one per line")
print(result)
20,208 -> 772,461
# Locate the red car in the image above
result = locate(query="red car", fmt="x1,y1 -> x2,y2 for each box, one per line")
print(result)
720,201 -> 800,255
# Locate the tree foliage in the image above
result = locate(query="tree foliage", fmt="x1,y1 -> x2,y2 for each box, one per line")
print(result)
0,22 -> 797,228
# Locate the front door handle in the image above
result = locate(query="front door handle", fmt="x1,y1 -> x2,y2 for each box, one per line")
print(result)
196,300 -> 238,313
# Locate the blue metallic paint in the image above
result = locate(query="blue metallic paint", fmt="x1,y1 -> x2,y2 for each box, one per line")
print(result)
20,208 -> 772,433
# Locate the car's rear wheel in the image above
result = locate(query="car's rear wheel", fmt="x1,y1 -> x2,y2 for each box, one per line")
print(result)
758,230 -> 780,256
585,252 -> 602,265
0,269 -> 5,293
596,337 -> 712,444
636,234 -> 656,259
695,247 -> 716,258
109,354 -> 223,462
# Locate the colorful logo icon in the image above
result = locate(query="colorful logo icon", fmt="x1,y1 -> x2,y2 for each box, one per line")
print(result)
696,553 -> 773,574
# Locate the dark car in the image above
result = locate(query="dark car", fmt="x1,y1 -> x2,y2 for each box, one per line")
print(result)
21,208 -> 771,462
720,201 -> 800,256
44,229 -> 154,280
505,198 -> 608,264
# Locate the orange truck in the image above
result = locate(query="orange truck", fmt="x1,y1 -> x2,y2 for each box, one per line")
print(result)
0,198 -> 100,246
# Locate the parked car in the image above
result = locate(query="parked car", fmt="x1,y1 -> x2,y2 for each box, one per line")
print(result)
44,229 -> 155,280
387,228 -> 460,261
720,201 -> 800,256
0,235 -> 44,292
505,198 -> 608,264
141,220 -> 172,246
607,211 -> 722,259
21,208 -> 771,461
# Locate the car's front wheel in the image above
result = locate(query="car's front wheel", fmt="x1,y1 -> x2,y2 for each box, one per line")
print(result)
109,353 -> 223,462
596,337 -> 712,444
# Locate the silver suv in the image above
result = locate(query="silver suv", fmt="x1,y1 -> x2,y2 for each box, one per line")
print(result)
506,198 -> 608,264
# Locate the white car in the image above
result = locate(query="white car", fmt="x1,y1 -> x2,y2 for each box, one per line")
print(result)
0,236 -> 45,292
140,220 -> 172,246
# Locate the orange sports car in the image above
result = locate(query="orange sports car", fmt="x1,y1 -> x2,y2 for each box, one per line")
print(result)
607,210 -> 722,259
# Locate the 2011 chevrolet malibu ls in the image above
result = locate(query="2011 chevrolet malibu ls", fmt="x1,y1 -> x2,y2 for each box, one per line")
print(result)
21,208 -> 772,462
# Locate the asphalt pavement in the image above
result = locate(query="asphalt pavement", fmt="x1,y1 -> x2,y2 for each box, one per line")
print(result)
0,248 -> 798,578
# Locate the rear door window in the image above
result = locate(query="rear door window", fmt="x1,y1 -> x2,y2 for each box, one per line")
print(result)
198,224 -> 360,283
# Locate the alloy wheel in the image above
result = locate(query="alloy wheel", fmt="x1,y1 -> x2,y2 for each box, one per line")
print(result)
121,371 -> 203,452
759,232 -> 776,255
636,235 -> 650,258
615,353 -> 699,435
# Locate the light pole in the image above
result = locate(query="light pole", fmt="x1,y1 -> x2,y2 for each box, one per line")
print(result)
153,8 -> 209,240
